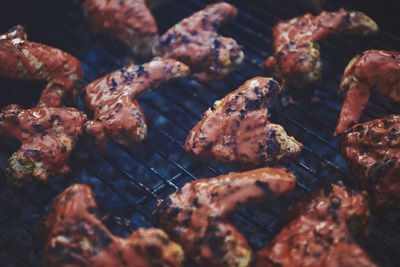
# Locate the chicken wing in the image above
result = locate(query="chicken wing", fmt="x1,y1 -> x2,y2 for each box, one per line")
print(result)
265,9 -> 378,89
0,105 -> 87,187
255,183 -> 377,267
154,167 -> 296,266
341,115 -> 400,210
334,50 -> 400,136
81,0 -> 158,56
153,2 -> 244,82
0,25 -> 84,107
185,77 -> 302,166
44,184 -> 184,267
82,59 -> 190,150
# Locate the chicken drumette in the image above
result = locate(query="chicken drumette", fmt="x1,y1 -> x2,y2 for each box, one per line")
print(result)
82,59 -> 190,150
185,77 -> 302,166
334,50 -> 400,136
44,184 -> 184,267
341,115 -> 400,210
81,0 -> 159,56
255,183 -> 377,267
154,167 -> 296,266
153,2 -> 244,82
265,10 -> 378,89
0,105 -> 87,187
0,25 -> 84,107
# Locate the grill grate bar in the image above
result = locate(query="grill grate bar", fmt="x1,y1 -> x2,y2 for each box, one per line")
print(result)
75,150 -> 157,225
0,231 -> 31,267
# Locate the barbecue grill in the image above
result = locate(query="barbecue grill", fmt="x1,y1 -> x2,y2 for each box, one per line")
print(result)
0,0 -> 400,266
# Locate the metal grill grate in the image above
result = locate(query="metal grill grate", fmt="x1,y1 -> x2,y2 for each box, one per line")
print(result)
0,0 -> 400,266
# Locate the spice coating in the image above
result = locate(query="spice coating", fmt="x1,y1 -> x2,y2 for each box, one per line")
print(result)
265,9 -> 378,89
0,105 -> 87,187
255,184 -> 377,267
44,184 -> 184,267
154,167 -> 296,266
185,77 -> 302,166
334,50 -> 400,136
82,59 -> 190,150
82,0 -> 158,56
0,25 -> 84,107
153,2 -> 244,82
341,115 -> 400,210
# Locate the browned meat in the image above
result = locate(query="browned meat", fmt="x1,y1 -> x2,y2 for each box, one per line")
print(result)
341,115 -> 400,210
265,10 -> 378,89
185,77 -> 302,166
255,183 -> 377,267
82,59 -> 190,150
82,0 -> 159,56
44,184 -> 184,267
0,105 -> 87,187
153,2 -> 244,82
334,50 -> 400,136
0,25 -> 84,107
154,167 -> 296,266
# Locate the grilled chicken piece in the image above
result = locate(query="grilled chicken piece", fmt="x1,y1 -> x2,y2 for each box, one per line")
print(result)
154,167 -> 296,266
185,77 -> 302,166
44,184 -> 184,267
153,2 -> 244,82
82,0 -> 158,56
265,9 -> 378,89
334,50 -> 400,136
341,115 -> 400,210
0,25 -> 84,107
255,183 -> 377,267
82,59 -> 190,150
0,105 -> 86,187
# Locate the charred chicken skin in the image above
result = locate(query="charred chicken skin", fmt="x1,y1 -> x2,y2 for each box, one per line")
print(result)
82,59 -> 190,150
265,9 -> 378,89
334,50 -> 400,136
0,105 -> 87,187
341,115 -> 400,210
0,25 -> 84,107
44,184 -> 184,267
82,0 -> 158,56
255,183 -> 377,267
185,77 -> 302,166
153,2 -> 244,82
154,167 -> 296,267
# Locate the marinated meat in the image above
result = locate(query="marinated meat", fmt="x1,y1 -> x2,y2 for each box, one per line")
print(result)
185,77 -> 302,166
44,184 -> 184,267
341,115 -> 400,210
82,59 -> 190,150
82,0 -> 158,56
265,9 -> 378,89
334,50 -> 400,136
154,167 -> 296,266
153,2 -> 244,82
255,183 -> 377,267
0,105 -> 87,187
0,25 -> 84,107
